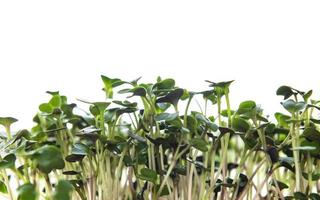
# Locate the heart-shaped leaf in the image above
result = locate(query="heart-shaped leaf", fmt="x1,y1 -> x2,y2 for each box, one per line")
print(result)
281,99 -> 306,113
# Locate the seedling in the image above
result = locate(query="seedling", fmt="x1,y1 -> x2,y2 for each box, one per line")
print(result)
0,76 -> 320,200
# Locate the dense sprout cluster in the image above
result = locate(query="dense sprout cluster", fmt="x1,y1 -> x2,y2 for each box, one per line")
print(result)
1,76 -> 320,200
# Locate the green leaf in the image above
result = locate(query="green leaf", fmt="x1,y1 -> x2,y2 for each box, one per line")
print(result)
302,172 -> 320,181
0,180 -> 7,194
276,86 -> 294,100
71,142 -> 91,156
0,117 -> 18,129
101,75 -> 124,98
190,138 -> 208,152
156,88 -> 184,107
221,109 -> 235,117
112,100 -> 137,108
303,90 -> 313,102
93,102 -> 111,112
138,168 -> 158,183
155,184 -> 170,196
65,155 -> 85,163
309,193 -> 320,200
302,127 -> 320,142
266,146 -> 279,164
39,103 -> 53,113
53,180 -> 73,200
17,183 -> 37,200
123,155 -> 134,167
237,173 -> 248,195
49,95 -> 61,108
0,154 -> 16,170
232,117 -> 250,132
294,192 -> 308,200
281,99 -> 306,113
78,99 -> 110,113
154,112 -> 179,121
128,86 -> 147,97
207,80 -> 234,90
195,113 -> 218,131
274,112 -> 291,127
33,145 -> 65,173
153,78 -> 175,90
202,90 -> 217,104
299,140 -> 320,157
270,180 -> 288,191
237,100 -> 256,114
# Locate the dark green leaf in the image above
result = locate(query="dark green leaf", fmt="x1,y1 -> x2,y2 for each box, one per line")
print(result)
195,113 -> 218,131
266,146 -> 279,164
302,127 -> 320,142
154,113 -> 179,121
155,184 -> 170,196
63,171 -> 80,175
270,180 -> 288,191
302,172 -> 320,181
309,193 -> 320,200
71,142 -> 91,156
0,117 -> 18,129
33,145 -> 65,173
53,180 -> 73,200
153,78 -> 175,90
190,138 -> 208,152
126,86 -> 147,97
294,192 -> 308,200
138,168 -> 157,183
112,100 -> 137,108
276,86 -> 294,100
0,154 -> 16,170
156,88 -> 184,107
17,183 -> 37,200
232,117 -> 250,133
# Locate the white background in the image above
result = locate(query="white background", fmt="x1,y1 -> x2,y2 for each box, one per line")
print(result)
1,1 -> 320,130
